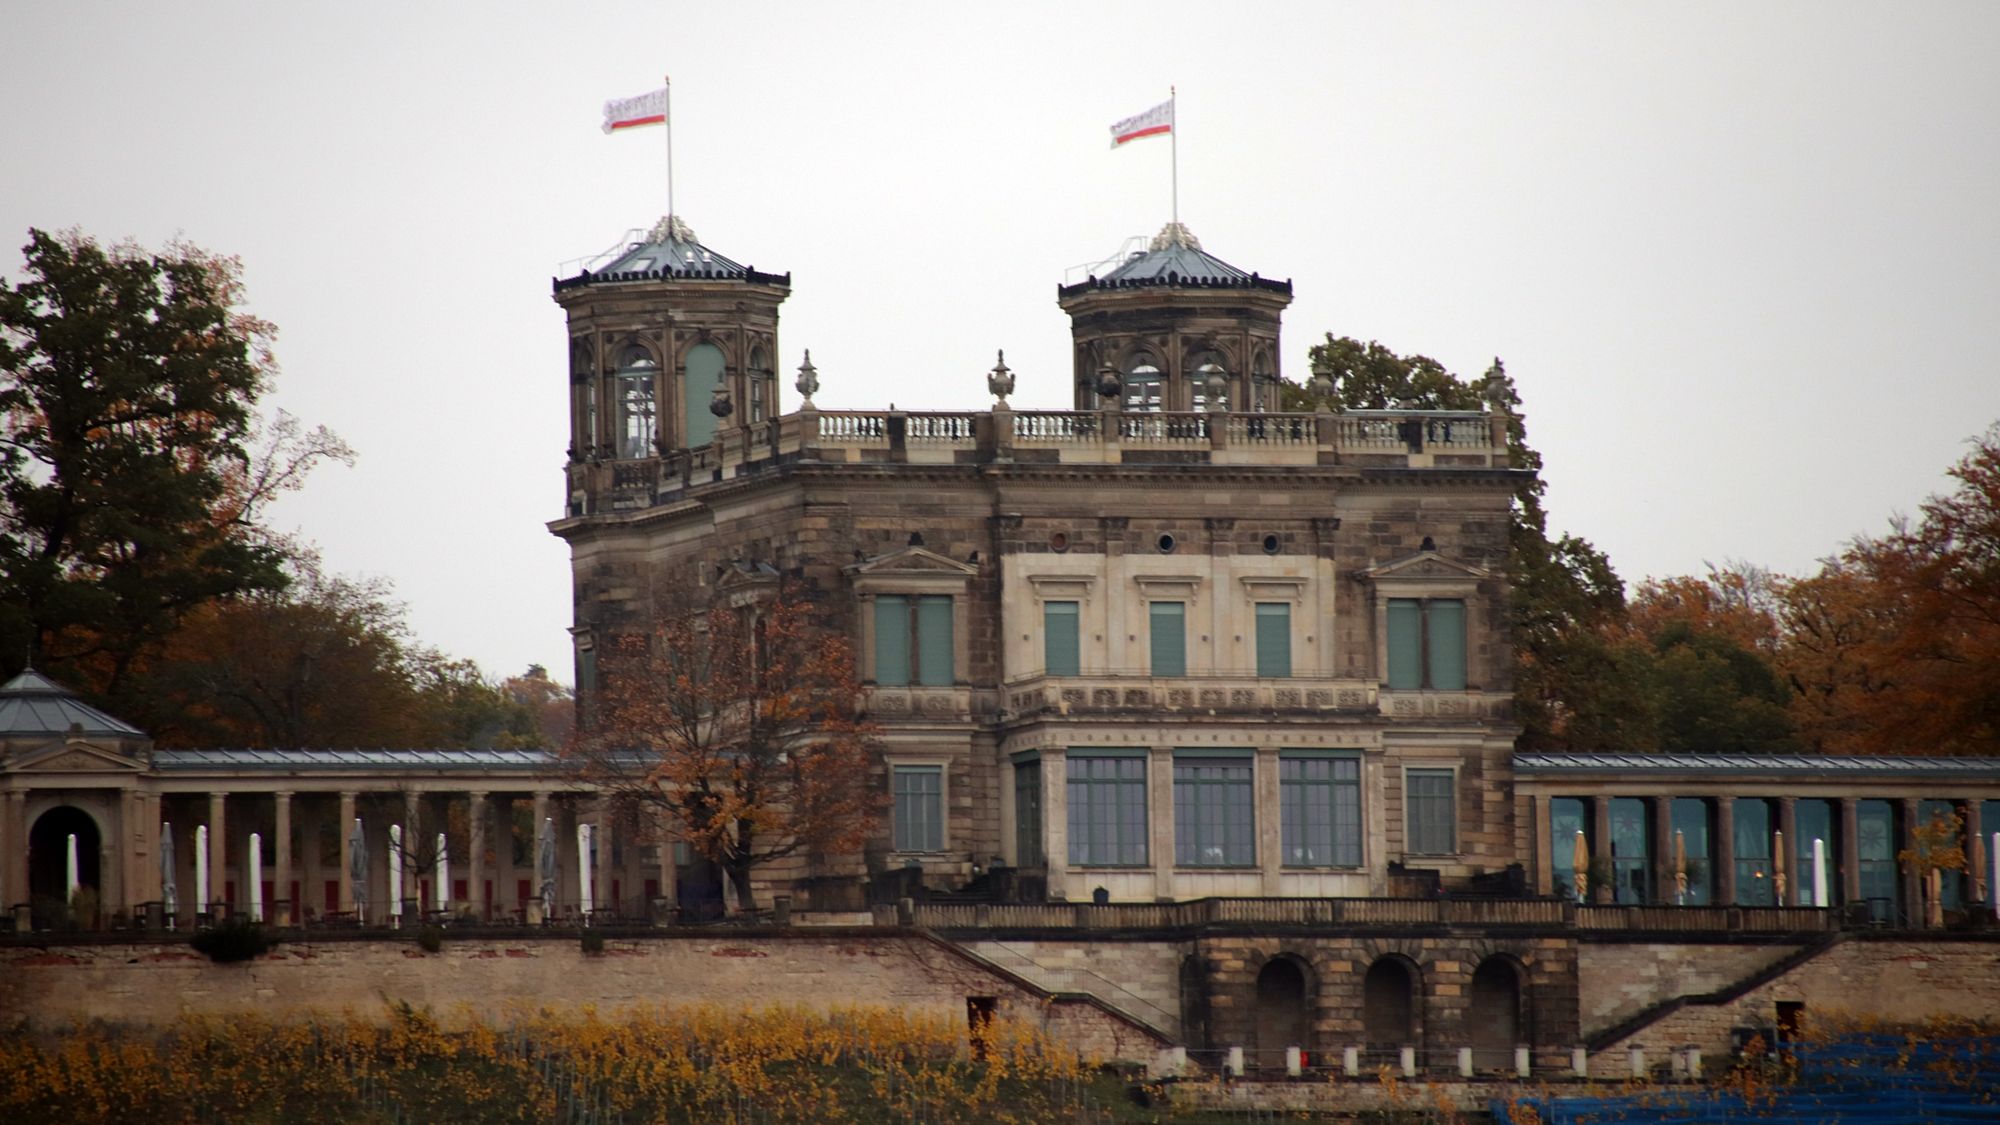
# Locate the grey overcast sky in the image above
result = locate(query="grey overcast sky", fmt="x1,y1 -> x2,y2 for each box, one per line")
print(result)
6,2 -> 1999,684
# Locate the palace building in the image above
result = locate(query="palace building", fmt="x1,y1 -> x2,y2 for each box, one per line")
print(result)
4,212 -> 1997,1071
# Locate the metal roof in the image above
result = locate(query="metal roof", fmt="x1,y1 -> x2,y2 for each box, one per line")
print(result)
0,669 -> 145,738
152,748 -> 559,771
1514,752 -> 2000,779
1059,222 -> 1292,299
552,214 -> 789,292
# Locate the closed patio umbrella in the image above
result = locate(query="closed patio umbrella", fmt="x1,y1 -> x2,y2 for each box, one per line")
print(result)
1572,830 -> 1589,903
1772,830 -> 1787,906
160,823 -> 177,927
349,817 -> 369,922
539,817 -> 558,920
1673,829 -> 1688,905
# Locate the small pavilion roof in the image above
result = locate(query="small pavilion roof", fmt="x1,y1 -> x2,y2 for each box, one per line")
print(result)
0,669 -> 144,738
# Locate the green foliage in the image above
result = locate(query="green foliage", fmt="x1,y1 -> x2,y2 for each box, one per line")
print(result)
190,916 -> 279,963
579,928 -> 605,954
0,229 -> 287,689
416,925 -> 444,954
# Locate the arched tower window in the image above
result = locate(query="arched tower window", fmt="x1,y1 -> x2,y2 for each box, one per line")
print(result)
1124,353 -> 1163,412
614,344 -> 658,459
1191,351 -> 1228,413
571,340 -> 596,453
748,345 -> 771,424
683,342 -> 726,448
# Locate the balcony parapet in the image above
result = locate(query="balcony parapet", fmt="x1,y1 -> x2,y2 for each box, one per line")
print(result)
903,898 -> 1847,935
561,404 -> 1515,518
1001,674 -> 1382,718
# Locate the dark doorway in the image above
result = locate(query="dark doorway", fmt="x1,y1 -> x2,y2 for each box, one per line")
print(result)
1776,1001 -> 1805,1043
1254,958 -> 1309,1071
1179,954 -> 1211,1051
966,996 -> 997,1060
677,852 -> 726,921
1363,957 -> 1417,1053
29,806 -> 101,928
1469,957 -> 1524,1070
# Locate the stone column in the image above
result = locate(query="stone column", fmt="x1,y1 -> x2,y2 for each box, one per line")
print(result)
300,799 -> 321,920
2,790 -> 25,912
1714,797 -> 1736,906
1966,801 -> 1985,908
207,791 -> 228,916
1531,794 -> 1553,896
1591,798 -> 1612,904
654,808 -> 679,913
1650,796 -> 1675,905
338,791 -> 356,915
530,790 -> 551,924
468,791 -> 489,920
1776,797 -> 1798,907
1839,797 -> 1861,906
403,790 -> 422,915
1900,797 -> 1922,925
117,788 -> 141,916
1149,747 -> 1175,901
1041,751 -> 1069,901
273,792 -> 293,925
1257,746 -> 1282,896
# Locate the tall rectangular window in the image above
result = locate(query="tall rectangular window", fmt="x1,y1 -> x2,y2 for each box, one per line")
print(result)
1149,601 -> 1186,676
1609,797 -> 1651,904
874,595 -> 954,687
1795,798 -> 1836,907
1067,754 -> 1147,866
1254,602 -> 1291,677
1857,799 -> 1899,921
1386,598 -> 1467,690
1013,758 -> 1043,867
892,765 -> 943,852
1044,601 -> 1080,676
1552,797 -> 1590,901
1671,797 -> 1714,905
1405,769 -> 1456,855
1733,798 -> 1774,906
1174,755 -> 1254,866
1281,755 -> 1362,867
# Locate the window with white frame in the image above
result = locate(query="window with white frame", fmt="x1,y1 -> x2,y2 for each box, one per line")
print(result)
892,765 -> 943,852
1405,768 -> 1457,855
1067,753 -> 1147,866
1281,754 -> 1362,867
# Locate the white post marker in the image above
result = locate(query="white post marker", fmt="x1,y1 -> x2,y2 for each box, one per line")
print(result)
389,825 -> 403,924
578,823 -> 594,920
65,833 -> 79,903
1400,1046 -> 1416,1078
195,825 -> 210,913
1344,1046 -> 1360,1077
1458,1046 -> 1473,1078
1516,1045 -> 1532,1078
1225,1046 -> 1243,1077
1813,837 -> 1829,908
1286,1046 -> 1302,1077
248,833 -> 263,922
436,831 -> 449,914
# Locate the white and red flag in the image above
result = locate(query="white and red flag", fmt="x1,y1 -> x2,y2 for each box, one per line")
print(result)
1109,98 -> 1174,148
603,83 -> 670,134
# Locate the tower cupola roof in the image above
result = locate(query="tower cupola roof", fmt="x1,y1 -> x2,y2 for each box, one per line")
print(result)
554,215 -> 789,292
0,669 -> 144,738
1058,222 -> 1291,298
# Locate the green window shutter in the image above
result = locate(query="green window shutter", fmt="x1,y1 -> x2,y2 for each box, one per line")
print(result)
1254,603 -> 1290,678
1149,601 -> 1185,676
1386,599 -> 1422,689
916,596 -> 954,686
1426,599 -> 1467,690
1044,601 -> 1080,676
874,596 -> 910,686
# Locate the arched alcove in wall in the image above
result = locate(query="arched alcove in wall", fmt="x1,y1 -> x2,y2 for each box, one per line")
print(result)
1254,956 -> 1310,1070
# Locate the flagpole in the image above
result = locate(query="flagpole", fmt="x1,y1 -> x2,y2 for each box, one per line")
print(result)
665,75 -> 675,220
1169,86 -> 1178,228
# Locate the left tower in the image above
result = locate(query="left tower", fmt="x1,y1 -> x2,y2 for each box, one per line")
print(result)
553,215 -> 790,474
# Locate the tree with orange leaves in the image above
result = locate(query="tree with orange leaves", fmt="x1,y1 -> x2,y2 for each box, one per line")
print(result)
565,586 -> 885,910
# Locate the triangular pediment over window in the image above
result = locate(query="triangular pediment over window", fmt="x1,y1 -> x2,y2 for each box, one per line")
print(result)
1361,550 -> 1490,583
845,546 -> 979,578
6,738 -> 147,774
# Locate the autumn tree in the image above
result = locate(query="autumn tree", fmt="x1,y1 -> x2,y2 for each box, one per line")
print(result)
0,228 -> 348,699
566,588 -> 884,910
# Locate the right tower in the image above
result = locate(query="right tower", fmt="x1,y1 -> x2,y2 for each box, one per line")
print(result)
1056,222 -> 1293,412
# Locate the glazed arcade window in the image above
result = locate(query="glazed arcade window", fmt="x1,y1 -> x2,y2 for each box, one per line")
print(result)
1173,755 -> 1254,867
1386,598 -> 1466,690
873,595 -> 953,686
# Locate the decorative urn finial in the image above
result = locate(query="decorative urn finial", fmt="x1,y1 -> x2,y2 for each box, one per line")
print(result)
1095,360 -> 1122,403
1308,351 -> 1337,412
987,349 -> 1016,406
708,382 -> 733,420
795,350 -> 819,407
1205,369 -> 1230,413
